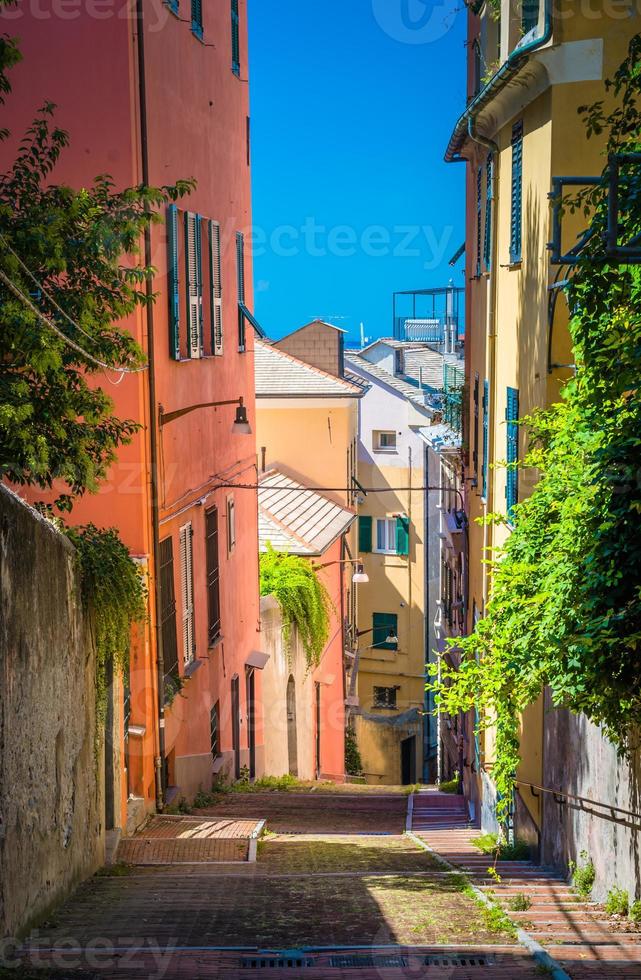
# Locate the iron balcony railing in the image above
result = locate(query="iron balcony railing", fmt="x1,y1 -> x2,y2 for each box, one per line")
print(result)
393,285 -> 465,349
442,362 -> 465,436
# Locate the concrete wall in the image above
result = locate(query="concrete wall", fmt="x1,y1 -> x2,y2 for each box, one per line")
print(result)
541,693 -> 641,902
0,487 -> 104,939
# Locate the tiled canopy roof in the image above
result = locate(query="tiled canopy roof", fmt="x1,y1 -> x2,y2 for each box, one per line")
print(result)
258,469 -> 355,556
255,340 -> 362,398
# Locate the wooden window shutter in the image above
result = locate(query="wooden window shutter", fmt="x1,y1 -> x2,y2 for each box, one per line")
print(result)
179,522 -> 195,665
185,212 -> 203,359
483,154 -> 493,272
191,0 -> 203,38
482,379 -> 489,499
472,373 -> 479,478
372,612 -> 398,650
159,536 -> 179,681
358,515 -> 372,553
505,387 -> 520,518
476,166 -> 482,277
395,516 -> 410,556
167,205 -> 181,360
206,507 -> 221,645
236,231 -> 246,352
231,0 -> 240,76
209,220 -> 223,355
510,122 -> 523,264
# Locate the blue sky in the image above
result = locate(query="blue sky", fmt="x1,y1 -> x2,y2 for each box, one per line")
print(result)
248,0 -> 467,344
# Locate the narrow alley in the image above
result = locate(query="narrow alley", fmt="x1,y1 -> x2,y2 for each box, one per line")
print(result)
11,786 -> 641,980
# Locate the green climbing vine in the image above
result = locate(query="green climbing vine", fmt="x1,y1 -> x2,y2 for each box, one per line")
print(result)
429,36 -> 641,820
259,545 -> 332,668
66,524 -> 147,742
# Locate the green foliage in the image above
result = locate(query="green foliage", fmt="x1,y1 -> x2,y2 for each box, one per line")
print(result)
0,39 -> 193,511
508,892 -> 532,912
259,545 -> 331,667
439,774 -> 460,793
345,726 -> 363,775
629,899 -> 641,923
605,886 -> 629,916
66,524 -> 146,739
570,851 -> 596,900
429,37 -> 641,818
230,773 -> 300,793
471,833 -> 529,861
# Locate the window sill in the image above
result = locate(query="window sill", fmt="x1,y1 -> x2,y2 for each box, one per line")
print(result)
373,448 -> 398,455
184,658 -> 204,679
208,633 -> 224,652
372,705 -> 398,711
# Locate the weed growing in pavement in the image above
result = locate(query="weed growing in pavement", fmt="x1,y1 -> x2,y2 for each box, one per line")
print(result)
630,900 -> 641,924
439,775 -> 460,793
569,851 -> 596,899
164,797 -> 191,815
95,862 -> 134,877
478,900 -> 517,937
605,886 -> 629,916
508,892 -> 532,911
486,866 -> 502,885
472,833 -> 529,861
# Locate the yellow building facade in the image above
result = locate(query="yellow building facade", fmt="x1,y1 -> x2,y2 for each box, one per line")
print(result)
450,1 -> 641,836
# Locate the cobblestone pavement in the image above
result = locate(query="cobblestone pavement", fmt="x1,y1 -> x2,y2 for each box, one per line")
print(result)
14,791 -> 551,979
411,789 -> 641,980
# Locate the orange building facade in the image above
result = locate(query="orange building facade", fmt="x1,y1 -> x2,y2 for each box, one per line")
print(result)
2,0 -> 263,831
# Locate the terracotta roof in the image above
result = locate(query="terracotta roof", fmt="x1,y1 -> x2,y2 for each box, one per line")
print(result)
255,340 -> 362,398
258,469 -> 355,556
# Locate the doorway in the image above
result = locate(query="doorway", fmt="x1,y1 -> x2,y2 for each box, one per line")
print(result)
246,668 -> 256,780
231,675 -> 241,780
401,735 -> 416,785
286,675 -> 298,776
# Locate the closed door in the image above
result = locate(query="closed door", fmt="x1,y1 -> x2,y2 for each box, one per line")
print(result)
246,669 -> 256,780
401,736 -> 416,786
231,676 -> 240,780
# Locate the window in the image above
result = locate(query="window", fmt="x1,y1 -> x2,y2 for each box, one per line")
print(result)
506,387 -> 520,518
205,507 -> 221,645
185,211 -> 203,358
374,430 -> 397,452
483,154 -> 493,272
167,205 -> 181,361
522,0 -> 539,34
476,166 -> 483,277
236,231 -> 246,351
159,537 -> 179,682
482,380 -> 489,499
208,220 -> 223,356
246,115 -> 251,167
179,522 -> 195,666
231,0 -> 240,76
358,514 -> 372,553
394,349 -> 404,375
191,0 -> 203,39
510,121 -> 523,264
472,374 -> 479,484
210,701 -> 220,758
375,516 -> 409,556
373,686 -> 397,709
227,497 -> 236,552
372,612 -> 398,651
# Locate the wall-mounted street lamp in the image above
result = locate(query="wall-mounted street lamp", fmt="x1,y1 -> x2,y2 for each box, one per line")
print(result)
312,558 -> 369,585
158,396 -> 251,435
355,625 -> 399,646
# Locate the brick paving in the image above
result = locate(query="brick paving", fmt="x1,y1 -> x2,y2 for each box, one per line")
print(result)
411,789 -> 641,980
115,815 -> 262,865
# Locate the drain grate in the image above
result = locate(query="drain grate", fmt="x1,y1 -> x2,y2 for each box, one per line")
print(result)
425,954 -> 494,967
329,955 -> 408,968
240,957 -> 315,969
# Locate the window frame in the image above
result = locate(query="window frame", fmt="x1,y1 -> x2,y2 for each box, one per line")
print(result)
179,522 -> 195,667
159,536 -> 179,683
510,121 -> 523,265
191,0 -> 203,39
374,430 -> 397,453
185,211 -> 203,359
205,506 -> 222,646
372,612 -> 398,651
231,0 -> 240,76
374,517 -> 397,555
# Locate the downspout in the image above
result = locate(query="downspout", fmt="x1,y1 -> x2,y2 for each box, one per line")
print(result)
135,0 -> 166,811
422,443 -> 430,784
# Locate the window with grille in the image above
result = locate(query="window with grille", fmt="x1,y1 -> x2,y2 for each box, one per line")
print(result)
179,522 -> 195,666
206,507 -> 221,645
210,701 -> 221,759
373,686 -> 397,709
231,0 -> 240,76
510,122 -> 523,264
209,220 -> 223,355
185,212 -> 203,358
159,537 -> 179,681
506,387 -> 520,519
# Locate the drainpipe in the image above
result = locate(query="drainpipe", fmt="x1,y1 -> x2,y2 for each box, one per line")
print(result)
135,0 -> 166,811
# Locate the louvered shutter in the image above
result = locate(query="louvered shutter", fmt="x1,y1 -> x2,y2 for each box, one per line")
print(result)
476,166 -> 482,277
372,613 -> 398,651
395,516 -> 410,556
510,122 -> 523,264
472,374 -> 479,477
206,507 -> 221,645
167,205 -> 180,360
185,212 -> 203,359
191,0 -> 203,38
179,522 -> 195,665
358,515 -> 372,553
482,380 -> 489,499
231,0 -> 240,75
159,537 -> 179,681
505,387 -> 520,519
209,220 -> 223,355
483,155 -> 493,272
236,231 -> 246,351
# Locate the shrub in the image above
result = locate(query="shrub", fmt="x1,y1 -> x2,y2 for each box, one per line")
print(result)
605,887 -> 629,916
508,892 -> 532,912
629,900 -> 641,924
570,851 -> 595,900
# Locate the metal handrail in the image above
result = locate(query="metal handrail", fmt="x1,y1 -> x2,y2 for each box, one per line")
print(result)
515,778 -> 641,822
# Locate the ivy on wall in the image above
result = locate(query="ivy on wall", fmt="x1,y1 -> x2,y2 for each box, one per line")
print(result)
429,37 -> 641,818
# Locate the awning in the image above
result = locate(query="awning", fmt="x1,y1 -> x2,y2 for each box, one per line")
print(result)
246,650 -> 270,670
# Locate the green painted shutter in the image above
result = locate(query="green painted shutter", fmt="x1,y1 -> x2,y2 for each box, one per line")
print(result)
482,380 -> 489,499
209,220 -> 223,355
510,122 -> 523,264
167,205 -> 180,360
372,613 -> 398,651
185,212 -> 203,358
476,166 -> 482,277
191,0 -> 203,37
231,0 -> 240,76
506,386 -> 519,519
358,515 -> 372,553
395,516 -> 409,556
522,0 -> 539,34
236,231 -> 246,352
483,154 -> 493,272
